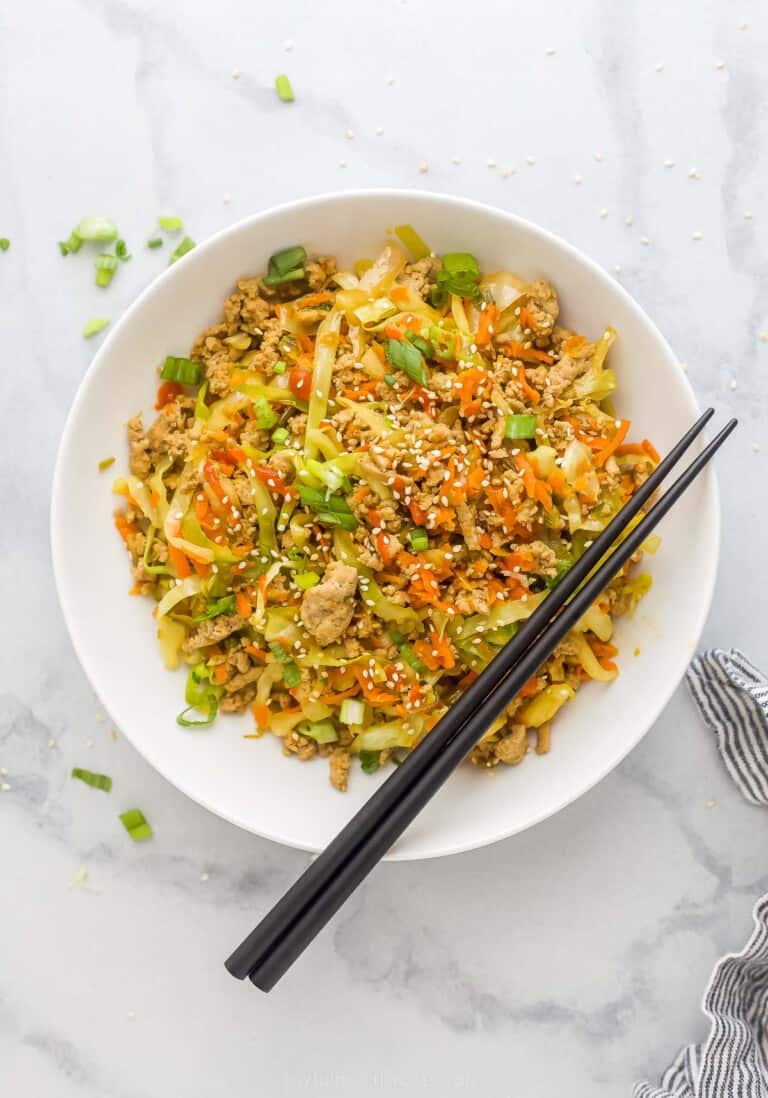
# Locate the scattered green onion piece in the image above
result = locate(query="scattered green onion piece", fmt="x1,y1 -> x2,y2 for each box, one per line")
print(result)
295,571 -> 320,590
504,413 -> 538,440
62,231 -> 83,255
283,661 -> 302,687
340,697 -> 366,725
94,252 -> 118,287
394,224 -> 430,260
273,361 -> 287,375
0,238 -> 9,252
193,595 -> 235,622
161,356 -> 203,384
119,808 -> 153,842
169,236 -> 196,265
268,640 -> 290,663
158,215 -> 184,232
98,456 -> 116,472
58,241 -> 69,256
263,267 -> 305,287
383,373 -> 396,386
408,527 -> 429,552
115,239 -> 130,261
298,485 -> 359,530
385,338 -> 429,387
176,704 -> 219,727
271,426 -> 289,444
75,216 -> 119,242
263,245 -> 307,287
405,329 -> 431,357
147,237 -> 163,249
275,74 -> 295,102
71,767 -> 112,792
253,395 -> 278,429
359,749 -> 382,775
83,317 -> 111,338
177,663 -> 221,726
194,379 -> 210,420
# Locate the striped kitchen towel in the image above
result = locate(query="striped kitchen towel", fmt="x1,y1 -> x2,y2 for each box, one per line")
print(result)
634,649 -> 768,1098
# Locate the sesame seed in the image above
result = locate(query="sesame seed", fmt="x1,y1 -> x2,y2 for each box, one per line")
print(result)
688,167 -> 701,180
692,231 -> 703,240
715,60 -> 725,70
418,161 -> 429,174
284,38 -> 294,50
451,156 -> 461,165
599,208 -> 608,219
760,333 -> 768,343
376,126 -> 384,136
386,75 -> 396,85
640,236 -> 649,246
526,156 -> 536,166
593,151 -> 603,162
545,47 -> 556,56
487,158 -> 497,168
655,62 -> 664,72
744,211 -> 753,220
231,67 -> 241,79
1,783 -> 10,792
339,160 -> 347,168
729,379 -> 738,391
573,173 -> 583,184
752,442 -> 761,453
223,193 -> 231,204
625,214 -> 634,226
664,159 -> 675,168
345,128 -> 354,139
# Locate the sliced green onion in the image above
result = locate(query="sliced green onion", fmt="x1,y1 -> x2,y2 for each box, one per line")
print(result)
193,595 -> 235,621
253,395 -> 278,429
405,329 -> 431,357
299,485 -> 359,530
394,224 -> 430,261
385,338 -> 429,387
294,570 -> 320,590
194,379 -> 210,420
268,640 -> 290,663
158,215 -> 184,232
275,74 -> 295,102
83,317 -> 110,338
177,663 -> 221,726
263,267 -> 305,287
340,697 -> 366,725
161,356 -> 203,384
94,252 -> 118,288
119,808 -> 153,842
98,456 -> 116,472
147,237 -> 163,249
176,704 -> 219,727
0,238 -> 9,252
505,413 -> 538,440
263,245 -> 307,287
408,527 -> 429,551
169,236 -> 196,265
271,426 -> 289,444
75,216 -> 119,242
283,661 -> 302,687
299,719 -> 337,744
61,231 -> 83,255
115,238 -> 130,261
71,767 -> 112,792
359,749 -> 382,774
272,361 -> 286,375
383,373 -> 396,386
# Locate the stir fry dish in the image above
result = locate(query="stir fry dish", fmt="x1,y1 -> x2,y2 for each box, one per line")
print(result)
113,227 -> 658,790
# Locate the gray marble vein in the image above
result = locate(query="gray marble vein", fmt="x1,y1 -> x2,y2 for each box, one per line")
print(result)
2,0 -> 768,1095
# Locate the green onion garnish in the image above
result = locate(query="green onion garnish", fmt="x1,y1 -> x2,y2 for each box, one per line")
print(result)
385,338 -> 429,387
253,395 -> 278,429
169,236 -> 196,265
383,373 -> 396,386
146,237 -> 163,249
340,697 -> 366,725
295,571 -> 320,590
161,356 -> 203,384
119,808 -> 153,842
394,224 -> 430,261
194,379 -> 210,420
405,330 -> 431,357
98,456 -> 116,472
273,361 -> 286,375
115,239 -> 130,261
359,749 -> 382,774
71,767 -> 112,792
176,663 -> 222,726
83,317 -> 111,338
275,74 -> 295,102
158,215 -> 184,232
75,216 -> 119,242
298,718 -> 337,743
505,414 -> 538,440
408,527 -> 429,551
545,560 -> 572,589
60,231 -> 83,256
0,238 -> 10,252
298,485 -> 359,530
94,253 -> 118,288
283,661 -> 302,687
192,595 -> 235,621
271,426 -> 289,444
263,244 -> 307,287
268,640 -> 290,663
399,642 -> 428,674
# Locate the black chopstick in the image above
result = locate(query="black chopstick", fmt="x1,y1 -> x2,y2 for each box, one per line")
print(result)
227,413 -> 735,990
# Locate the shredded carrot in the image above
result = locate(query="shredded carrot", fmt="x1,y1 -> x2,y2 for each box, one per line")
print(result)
258,574 -> 268,602
376,531 -> 397,565
168,544 -> 192,578
383,325 -> 404,341
413,628 -> 455,671
389,285 -> 410,304
192,559 -> 210,578
562,335 -> 588,355
642,438 -> 661,463
114,513 -> 137,545
408,500 -> 428,525
343,380 -> 380,401
315,685 -> 361,705
475,304 -> 498,348
155,380 -> 182,409
455,366 -> 488,416
595,419 -> 630,467
353,668 -> 397,706
211,665 -> 229,685
514,362 -> 542,405
235,590 -> 252,617
519,675 -> 542,697
478,532 -> 492,550
506,341 -> 553,365
244,645 -> 268,662
251,703 -> 271,728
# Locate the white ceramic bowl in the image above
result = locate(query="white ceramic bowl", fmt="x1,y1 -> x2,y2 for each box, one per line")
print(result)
52,190 -> 718,860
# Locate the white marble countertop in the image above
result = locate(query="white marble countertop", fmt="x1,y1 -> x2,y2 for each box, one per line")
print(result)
2,0 -> 767,1094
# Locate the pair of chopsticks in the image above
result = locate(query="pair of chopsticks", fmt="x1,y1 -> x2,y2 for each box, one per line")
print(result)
226,409 -> 735,991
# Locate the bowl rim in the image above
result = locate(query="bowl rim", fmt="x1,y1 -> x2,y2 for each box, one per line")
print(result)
51,187 -> 720,860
